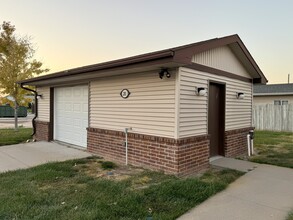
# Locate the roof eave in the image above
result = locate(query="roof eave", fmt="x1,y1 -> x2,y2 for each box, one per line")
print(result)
19,34 -> 268,86
254,92 -> 293,96
18,50 -> 175,85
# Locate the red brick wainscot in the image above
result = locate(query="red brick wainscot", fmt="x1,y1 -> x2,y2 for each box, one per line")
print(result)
34,120 -> 50,141
87,127 -> 210,176
224,127 -> 254,157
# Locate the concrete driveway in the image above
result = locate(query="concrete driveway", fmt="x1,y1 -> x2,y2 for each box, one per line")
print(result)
0,142 -> 92,173
178,162 -> 293,220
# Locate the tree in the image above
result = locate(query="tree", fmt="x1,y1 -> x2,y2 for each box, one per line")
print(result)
0,21 -> 48,130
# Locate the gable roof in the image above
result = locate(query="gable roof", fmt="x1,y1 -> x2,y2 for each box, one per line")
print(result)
254,83 -> 293,96
19,34 -> 267,86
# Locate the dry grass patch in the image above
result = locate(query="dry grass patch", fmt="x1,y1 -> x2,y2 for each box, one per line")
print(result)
73,157 -> 146,182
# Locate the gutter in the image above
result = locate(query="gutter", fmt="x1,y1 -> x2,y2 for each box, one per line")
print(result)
253,92 -> 293,96
18,50 -> 174,85
20,83 -> 38,137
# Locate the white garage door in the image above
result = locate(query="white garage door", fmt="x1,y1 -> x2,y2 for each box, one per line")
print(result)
54,85 -> 88,148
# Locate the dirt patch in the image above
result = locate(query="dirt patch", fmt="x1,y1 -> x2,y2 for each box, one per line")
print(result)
74,158 -> 145,182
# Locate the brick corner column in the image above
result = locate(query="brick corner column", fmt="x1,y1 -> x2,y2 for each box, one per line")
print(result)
177,135 -> 210,176
34,120 -> 50,141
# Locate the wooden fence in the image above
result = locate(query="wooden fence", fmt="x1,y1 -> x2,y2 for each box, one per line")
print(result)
253,104 -> 293,132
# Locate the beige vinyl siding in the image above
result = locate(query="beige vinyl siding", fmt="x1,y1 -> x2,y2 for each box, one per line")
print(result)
37,86 -> 50,122
253,95 -> 293,105
192,46 -> 251,78
90,70 -> 176,138
179,67 -> 252,138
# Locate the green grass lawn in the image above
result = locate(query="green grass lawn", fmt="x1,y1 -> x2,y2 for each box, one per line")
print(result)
287,210 -> 293,220
249,130 -> 293,168
0,157 -> 243,219
0,128 -> 32,146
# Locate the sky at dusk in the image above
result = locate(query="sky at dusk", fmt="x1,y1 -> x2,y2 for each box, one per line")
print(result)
1,0 -> 293,84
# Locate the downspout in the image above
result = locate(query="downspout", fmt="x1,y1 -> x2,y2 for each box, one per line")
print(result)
20,83 -> 38,137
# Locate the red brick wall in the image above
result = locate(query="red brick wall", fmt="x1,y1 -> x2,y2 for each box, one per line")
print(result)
225,127 -> 254,157
34,123 -> 252,175
178,135 -> 210,176
87,127 -> 210,176
35,120 -> 50,141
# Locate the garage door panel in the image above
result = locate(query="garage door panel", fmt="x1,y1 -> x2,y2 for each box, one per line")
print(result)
65,117 -> 73,126
83,87 -> 88,96
74,87 -> 82,96
83,103 -> 88,113
65,103 -> 73,112
73,104 -> 81,112
74,119 -> 81,128
65,88 -> 72,97
54,85 -> 88,148
82,119 -> 88,128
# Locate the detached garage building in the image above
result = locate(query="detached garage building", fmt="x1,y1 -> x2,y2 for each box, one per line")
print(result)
19,34 -> 267,176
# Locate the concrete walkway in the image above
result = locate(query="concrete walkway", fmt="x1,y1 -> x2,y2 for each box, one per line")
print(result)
210,157 -> 258,172
178,160 -> 293,220
0,142 -> 92,173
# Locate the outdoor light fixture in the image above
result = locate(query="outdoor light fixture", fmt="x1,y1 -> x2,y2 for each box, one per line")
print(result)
36,94 -> 43,99
158,69 -> 171,79
165,70 -> 171,78
236,92 -> 245,99
195,87 -> 207,96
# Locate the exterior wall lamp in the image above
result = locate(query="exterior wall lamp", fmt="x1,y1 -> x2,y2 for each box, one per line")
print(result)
195,87 -> 207,96
159,69 -> 171,79
236,92 -> 245,99
36,94 -> 43,99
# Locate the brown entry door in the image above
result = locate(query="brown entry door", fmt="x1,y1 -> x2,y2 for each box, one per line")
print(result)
208,82 -> 225,157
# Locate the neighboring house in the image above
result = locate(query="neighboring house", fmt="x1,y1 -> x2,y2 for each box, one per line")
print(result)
253,83 -> 293,105
19,34 -> 267,176
253,83 -> 293,132
4,94 -> 34,103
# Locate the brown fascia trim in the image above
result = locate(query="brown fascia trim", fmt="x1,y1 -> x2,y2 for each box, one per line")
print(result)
185,63 -> 253,83
19,50 -> 175,84
18,34 -> 267,85
234,38 -> 268,84
253,92 -> 293,96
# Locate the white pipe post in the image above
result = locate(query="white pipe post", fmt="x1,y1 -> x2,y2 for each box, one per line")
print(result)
247,134 -> 251,156
251,139 -> 254,155
124,127 -> 132,165
125,128 -> 128,165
